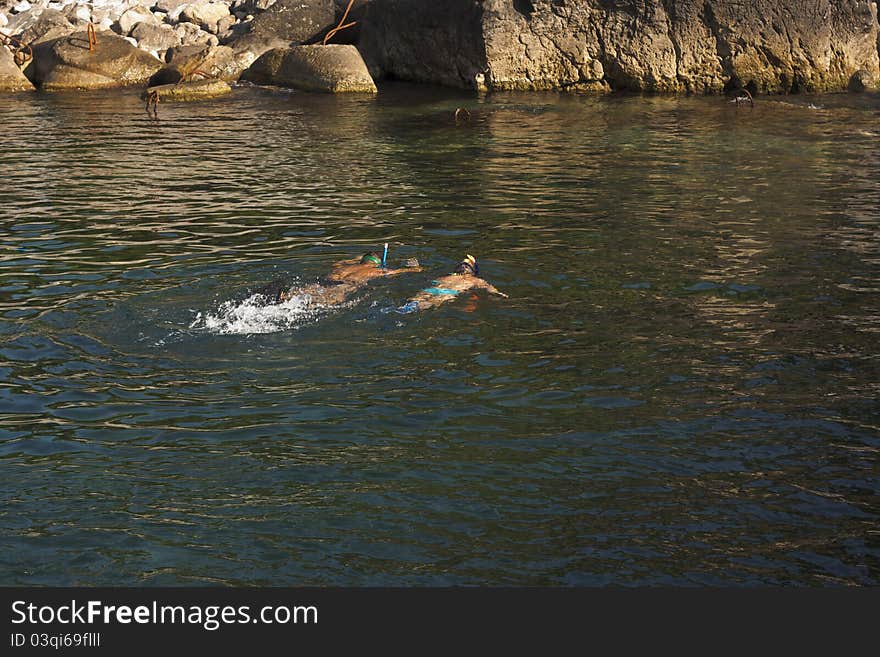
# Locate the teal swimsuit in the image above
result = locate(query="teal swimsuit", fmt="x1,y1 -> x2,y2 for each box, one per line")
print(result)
423,281 -> 460,297
395,283 -> 459,314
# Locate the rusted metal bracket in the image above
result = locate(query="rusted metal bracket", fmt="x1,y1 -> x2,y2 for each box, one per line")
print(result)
145,88 -> 159,116
87,23 -> 98,52
1,32 -> 33,67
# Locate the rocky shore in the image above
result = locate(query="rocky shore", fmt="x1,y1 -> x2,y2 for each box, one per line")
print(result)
0,0 -> 360,92
2,0 -> 879,94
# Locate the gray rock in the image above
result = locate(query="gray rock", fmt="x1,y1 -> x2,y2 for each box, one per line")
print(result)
360,0 -> 880,94
153,0 -> 189,13
0,42 -> 35,91
116,6 -> 157,36
14,9 -> 78,46
179,1 -> 231,34
131,20 -> 181,52
63,4 -> 92,24
232,0 -> 275,13
216,13 -> 235,34
174,20 -> 216,46
29,28 -> 164,90
848,68 -> 876,92
165,42 -> 244,80
242,43 -> 376,92
359,0 -> 485,89
228,0 -> 334,65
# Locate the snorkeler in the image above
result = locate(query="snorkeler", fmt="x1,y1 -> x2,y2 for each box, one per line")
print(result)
258,249 -> 421,307
395,254 -> 507,313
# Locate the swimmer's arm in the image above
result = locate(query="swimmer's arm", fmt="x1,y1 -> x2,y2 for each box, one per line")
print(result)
480,280 -> 509,298
382,265 -> 423,277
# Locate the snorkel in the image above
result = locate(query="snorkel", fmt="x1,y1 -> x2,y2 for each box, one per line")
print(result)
382,242 -> 388,268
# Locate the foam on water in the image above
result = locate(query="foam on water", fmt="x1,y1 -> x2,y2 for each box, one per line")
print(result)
189,292 -> 329,335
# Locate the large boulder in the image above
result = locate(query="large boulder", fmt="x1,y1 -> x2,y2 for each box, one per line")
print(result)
0,45 -> 35,91
359,0 -> 880,93
28,29 -> 164,90
227,0 -> 334,70
242,43 -> 376,91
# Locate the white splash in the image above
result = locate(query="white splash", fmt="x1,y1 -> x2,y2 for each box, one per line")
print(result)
189,292 -> 328,335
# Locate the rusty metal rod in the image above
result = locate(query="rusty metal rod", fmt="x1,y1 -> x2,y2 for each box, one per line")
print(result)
323,0 -> 358,45
87,23 -> 97,52
0,32 -> 33,67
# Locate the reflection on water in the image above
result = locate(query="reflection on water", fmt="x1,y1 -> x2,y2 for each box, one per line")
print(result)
0,85 -> 878,585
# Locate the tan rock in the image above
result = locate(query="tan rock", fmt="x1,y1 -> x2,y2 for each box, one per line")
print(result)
131,21 -> 181,53
179,1 -> 231,35
16,9 -> 78,46
0,45 -> 35,91
30,30 -> 164,90
117,6 -> 157,36
359,0 -> 880,94
228,0 -> 334,65
243,44 -> 376,92
142,78 -> 231,101
165,43 -> 247,81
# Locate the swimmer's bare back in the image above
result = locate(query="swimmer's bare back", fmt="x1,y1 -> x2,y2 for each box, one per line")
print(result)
400,273 -> 507,313
277,258 -> 421,305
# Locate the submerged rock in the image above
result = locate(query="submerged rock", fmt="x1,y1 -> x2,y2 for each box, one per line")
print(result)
29,29 -> 164,90
242,43 -> 376,92
0,44 -> 35,91
848,68 -> 876,92
142,77 -> 231,100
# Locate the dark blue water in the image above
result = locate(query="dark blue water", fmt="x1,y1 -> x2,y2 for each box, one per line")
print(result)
0,85 -> 878,585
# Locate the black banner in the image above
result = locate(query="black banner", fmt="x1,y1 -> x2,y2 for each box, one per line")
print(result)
1,587 -> 876,652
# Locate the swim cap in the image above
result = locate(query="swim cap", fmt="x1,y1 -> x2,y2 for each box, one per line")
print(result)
454,254 -> 478,275
361,252 -> 382,266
